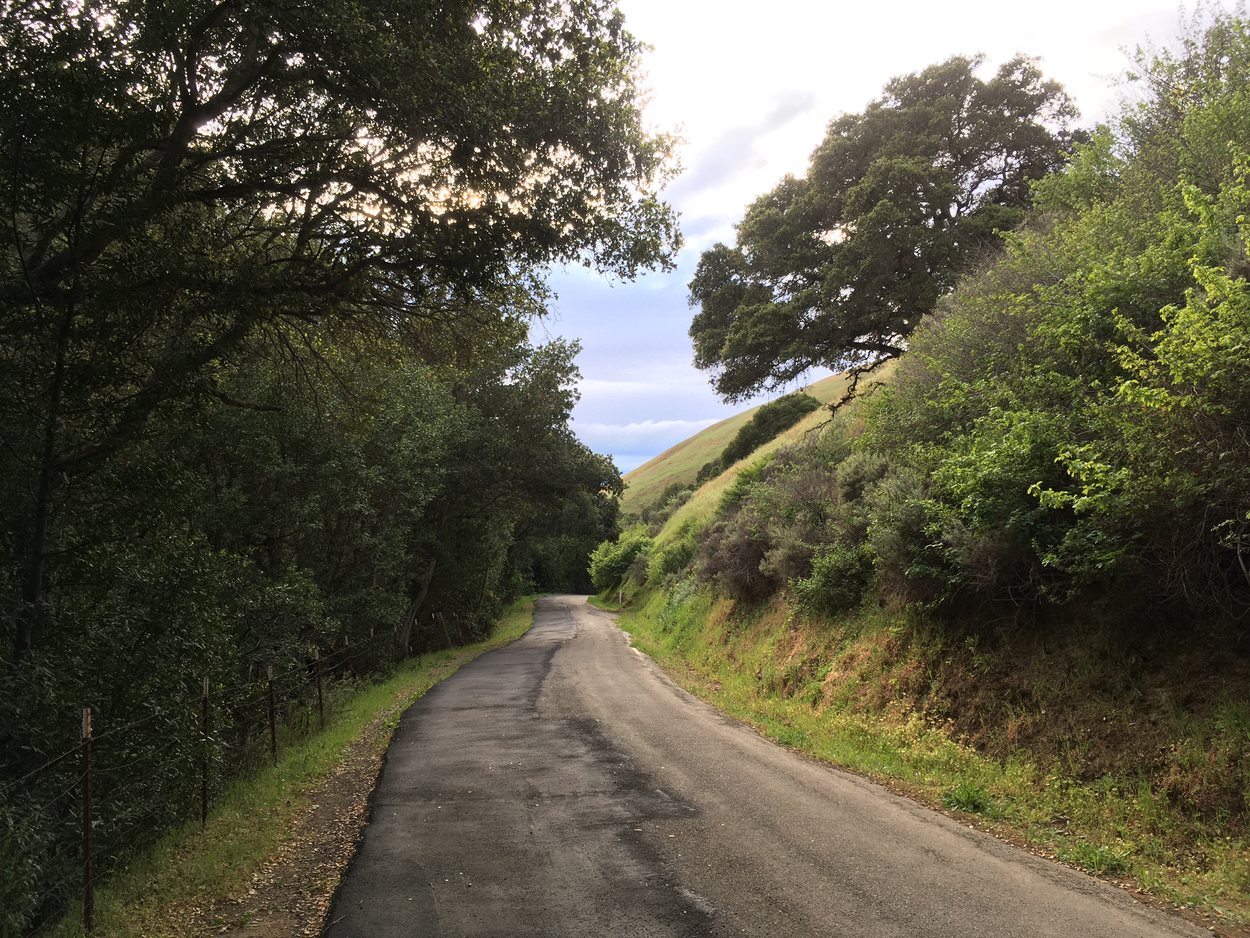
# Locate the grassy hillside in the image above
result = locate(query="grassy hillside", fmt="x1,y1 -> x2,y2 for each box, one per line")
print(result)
620,371 -> 851,517
651,399 -> 830,546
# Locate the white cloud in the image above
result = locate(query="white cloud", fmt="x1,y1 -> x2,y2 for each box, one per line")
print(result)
578,371 -> 707,398
574,417 -> 720,451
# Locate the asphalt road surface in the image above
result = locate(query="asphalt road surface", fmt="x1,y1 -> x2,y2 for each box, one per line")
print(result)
324,595 -> 1204,937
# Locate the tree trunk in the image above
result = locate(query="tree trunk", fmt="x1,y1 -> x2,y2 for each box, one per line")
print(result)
15,303 -> 74,660
396,557 -> 437,657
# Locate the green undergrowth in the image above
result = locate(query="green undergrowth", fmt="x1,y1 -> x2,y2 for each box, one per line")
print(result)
616,584 -> 1249,927
44,597 -> 536,938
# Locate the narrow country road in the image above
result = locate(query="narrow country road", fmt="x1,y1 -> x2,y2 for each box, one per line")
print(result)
324,595 -> 1204,937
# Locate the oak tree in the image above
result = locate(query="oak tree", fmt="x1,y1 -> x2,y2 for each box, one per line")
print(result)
688,55 -> 1078,402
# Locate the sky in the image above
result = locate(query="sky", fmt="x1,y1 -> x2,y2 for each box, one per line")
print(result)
537,0 -> 1194,474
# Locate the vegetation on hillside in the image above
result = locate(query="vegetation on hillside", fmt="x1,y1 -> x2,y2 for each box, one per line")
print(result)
0,2 -> 676,932
617,590 -> 1250,925
620,372 -> 852,519
694,391 -> 821,484
604,12 -> 1250,926
589,527 -> 653,593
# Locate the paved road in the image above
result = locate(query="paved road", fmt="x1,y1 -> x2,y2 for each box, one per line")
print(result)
324,595 -> 1203,937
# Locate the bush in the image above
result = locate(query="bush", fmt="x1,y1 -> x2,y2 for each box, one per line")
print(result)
640,484 -> 693,531
697,392 -> 822,484
647,527 -> 698,583
695,508 -> 777,602
588,527 -> 653,591
721,392 -> 822,466
718,455 -> 773,512
861,467 -> 947,604
793,540 -> 874,616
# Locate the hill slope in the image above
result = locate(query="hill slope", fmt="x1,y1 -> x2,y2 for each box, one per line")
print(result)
620,372 -> 850,517
605,364 -> 1250,932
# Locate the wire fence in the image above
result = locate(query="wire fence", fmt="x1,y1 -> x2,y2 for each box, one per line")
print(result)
0,628 -> 403,935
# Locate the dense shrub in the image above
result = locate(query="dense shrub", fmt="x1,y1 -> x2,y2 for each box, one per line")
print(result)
793,542 -> 875,615
846,14 -> 1250,616
696,391 -> 821,482
639,482 -> 694,530
647,525 -> 699,583
696,509 -> 778,603
683,13 -> 1250,628
589,527 -> 654,591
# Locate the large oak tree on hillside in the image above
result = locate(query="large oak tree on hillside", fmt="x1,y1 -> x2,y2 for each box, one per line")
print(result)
0,0 -> 678,658
688,55 -> 1079,402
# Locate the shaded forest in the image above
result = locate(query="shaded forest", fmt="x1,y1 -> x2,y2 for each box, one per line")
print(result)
0,1 -> 677,931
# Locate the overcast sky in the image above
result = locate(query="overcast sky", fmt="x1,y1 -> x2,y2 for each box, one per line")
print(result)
539,0 -> 1193,473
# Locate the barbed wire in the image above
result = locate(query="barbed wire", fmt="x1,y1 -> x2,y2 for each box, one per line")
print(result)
33,771 -> 86,815
1,628 -> 402,803
0,745 -> 85,799
99,734 -> 188,782
1,618 -> 471,938
42,834 -> 85,872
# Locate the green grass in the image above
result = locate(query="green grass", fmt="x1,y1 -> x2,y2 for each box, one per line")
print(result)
620,372 -> 851,517
1058,841 -> 1131,876
44,597 -> 536,938
942,781 -> 1000,817
616,585 -> 1250,927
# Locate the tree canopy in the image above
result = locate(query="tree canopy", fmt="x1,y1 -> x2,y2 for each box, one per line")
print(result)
1,0 -> 678,658
688,55 -> 1078,402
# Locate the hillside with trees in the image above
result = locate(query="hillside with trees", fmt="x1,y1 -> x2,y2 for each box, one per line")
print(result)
606,13 -> 1250,926
618,370 -> 854,519
0,1 -> 677,931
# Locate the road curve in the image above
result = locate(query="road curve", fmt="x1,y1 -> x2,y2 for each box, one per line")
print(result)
324,595 -> 1203,937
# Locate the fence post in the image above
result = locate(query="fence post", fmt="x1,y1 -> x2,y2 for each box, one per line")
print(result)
266,666 -> 277,765
314,650 -> 324,730
81,707 -> 93,934
201,677 -> 209,828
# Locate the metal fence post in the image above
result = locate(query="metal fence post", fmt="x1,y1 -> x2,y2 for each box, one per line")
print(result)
81,707 -> 93,933
314,650 -> 324,730
201,677 -> 210,828
266,666 -> 277,765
